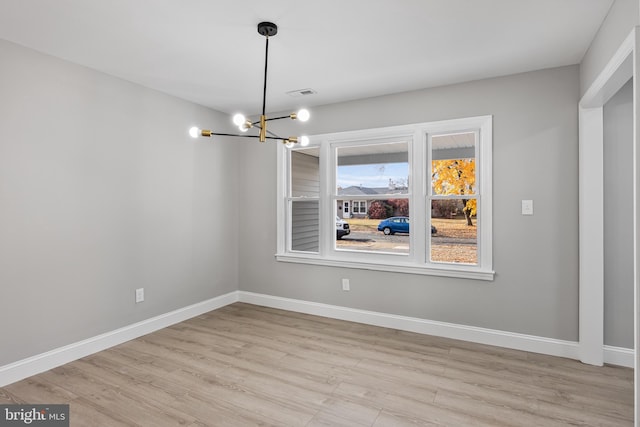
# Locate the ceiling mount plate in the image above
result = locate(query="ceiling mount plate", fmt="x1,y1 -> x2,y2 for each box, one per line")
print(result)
257,22 -> 278,37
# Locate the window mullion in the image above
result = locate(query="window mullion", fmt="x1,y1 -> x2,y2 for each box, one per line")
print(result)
410,131 -> 425,264
320,140 -> 332,256
479,121 -> 493,270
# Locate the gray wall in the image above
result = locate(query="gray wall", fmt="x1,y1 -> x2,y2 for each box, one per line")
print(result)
603,78 -> 634,349
239,65 -> 580,341
580,0 -> 638,97
0,40 -> 240,366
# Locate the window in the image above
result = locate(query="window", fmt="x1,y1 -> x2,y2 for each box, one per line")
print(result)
335,140 -> 410,254
353,201 -> 367,214
429,132 -> 478,265
277,116 -> 493,280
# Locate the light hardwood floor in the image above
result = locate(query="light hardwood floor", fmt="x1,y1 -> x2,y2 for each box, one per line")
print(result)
0,303 -> 633,426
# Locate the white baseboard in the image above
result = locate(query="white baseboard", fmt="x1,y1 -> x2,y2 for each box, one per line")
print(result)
604,345 -> 635,368
238,291 -> 633,368
2,290 -> 632,388
0,291 -> 240,387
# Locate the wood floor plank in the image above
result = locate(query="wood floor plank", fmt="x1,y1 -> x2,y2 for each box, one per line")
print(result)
125,328 -> 345,396
0,302 -> 633,426
161,367 -> 318,426
373,400 -> 497,427
371,409 -> 443,426
69,397 -> 134,427
1,375 -> 77,404
313,396 -> 382,426
77,384 -> 196,426
307,409 -> 373,427
0,387 -> 27,404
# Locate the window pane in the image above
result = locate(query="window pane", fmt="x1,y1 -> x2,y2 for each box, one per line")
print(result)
291,148 -> 320,198
431,132 -> 476,196
430,199 -> 477,265
354,201 -> 366,213
336,199 -> 410,255
337,142 -> 409,196
291,200 -> 319,253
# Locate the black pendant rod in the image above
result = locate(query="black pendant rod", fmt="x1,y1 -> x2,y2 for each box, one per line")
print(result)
257,22 -> 277,116
261,35 -> 269,117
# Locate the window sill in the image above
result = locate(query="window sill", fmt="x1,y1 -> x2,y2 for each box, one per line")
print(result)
275,253 -> 495,281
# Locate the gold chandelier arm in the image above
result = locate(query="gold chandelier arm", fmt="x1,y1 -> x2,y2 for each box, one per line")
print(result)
255,114 -> 297,124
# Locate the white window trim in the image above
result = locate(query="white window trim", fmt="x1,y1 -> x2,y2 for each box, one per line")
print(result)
276,115 -> 494,281
351,200 -> 366,214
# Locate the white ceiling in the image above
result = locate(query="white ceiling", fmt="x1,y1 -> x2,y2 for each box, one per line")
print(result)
0,0 -> 613,116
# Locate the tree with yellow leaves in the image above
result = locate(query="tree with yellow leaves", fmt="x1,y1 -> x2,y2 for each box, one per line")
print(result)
432,159 -> 476,226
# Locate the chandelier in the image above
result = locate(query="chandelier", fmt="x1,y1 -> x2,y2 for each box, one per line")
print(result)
189,22 -> 310,147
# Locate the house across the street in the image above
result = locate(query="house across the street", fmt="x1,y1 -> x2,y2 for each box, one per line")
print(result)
337,180 -> 408,218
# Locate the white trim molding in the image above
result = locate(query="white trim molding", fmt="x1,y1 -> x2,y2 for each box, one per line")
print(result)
634,29 -> 640,425
578,105 -> 605,366
578,25 -> 638,420
604,345 -> 635,368
581,29 -> 634,109
1,290 -> 632,388
238,291 -> 632,367
0,291 -> 240,387
275,253 -> 495,281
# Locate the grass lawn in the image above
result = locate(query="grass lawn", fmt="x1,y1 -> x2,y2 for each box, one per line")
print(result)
431,218 -> 477,240
345,218 -> 380,232
344,217 -> 477,263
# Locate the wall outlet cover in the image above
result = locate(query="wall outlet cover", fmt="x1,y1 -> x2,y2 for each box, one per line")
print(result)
522,199 -> 534,215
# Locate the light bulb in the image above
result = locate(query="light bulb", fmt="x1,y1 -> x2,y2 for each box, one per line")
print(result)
284,141 -> 295,149
300,136 -> 310,147
189,127 -> 200,138
232,113 -> 246,127
296,109 -> 310,122
239,123 -> 249,132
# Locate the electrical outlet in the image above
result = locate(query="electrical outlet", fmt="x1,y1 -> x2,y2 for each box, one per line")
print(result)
342,278 -> 350,291
522,199 -> 534,216
135,288 -> 144,303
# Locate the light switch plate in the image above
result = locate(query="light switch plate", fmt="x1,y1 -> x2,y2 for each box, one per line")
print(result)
522,200 -> 534,215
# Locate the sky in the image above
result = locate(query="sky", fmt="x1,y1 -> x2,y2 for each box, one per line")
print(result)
337,163 -> 409,189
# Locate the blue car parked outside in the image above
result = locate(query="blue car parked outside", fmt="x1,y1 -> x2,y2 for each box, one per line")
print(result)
377,216 -> 437,235
377,217 -> 409,235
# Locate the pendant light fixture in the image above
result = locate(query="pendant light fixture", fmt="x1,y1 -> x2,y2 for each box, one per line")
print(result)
189,22 -> 310,147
